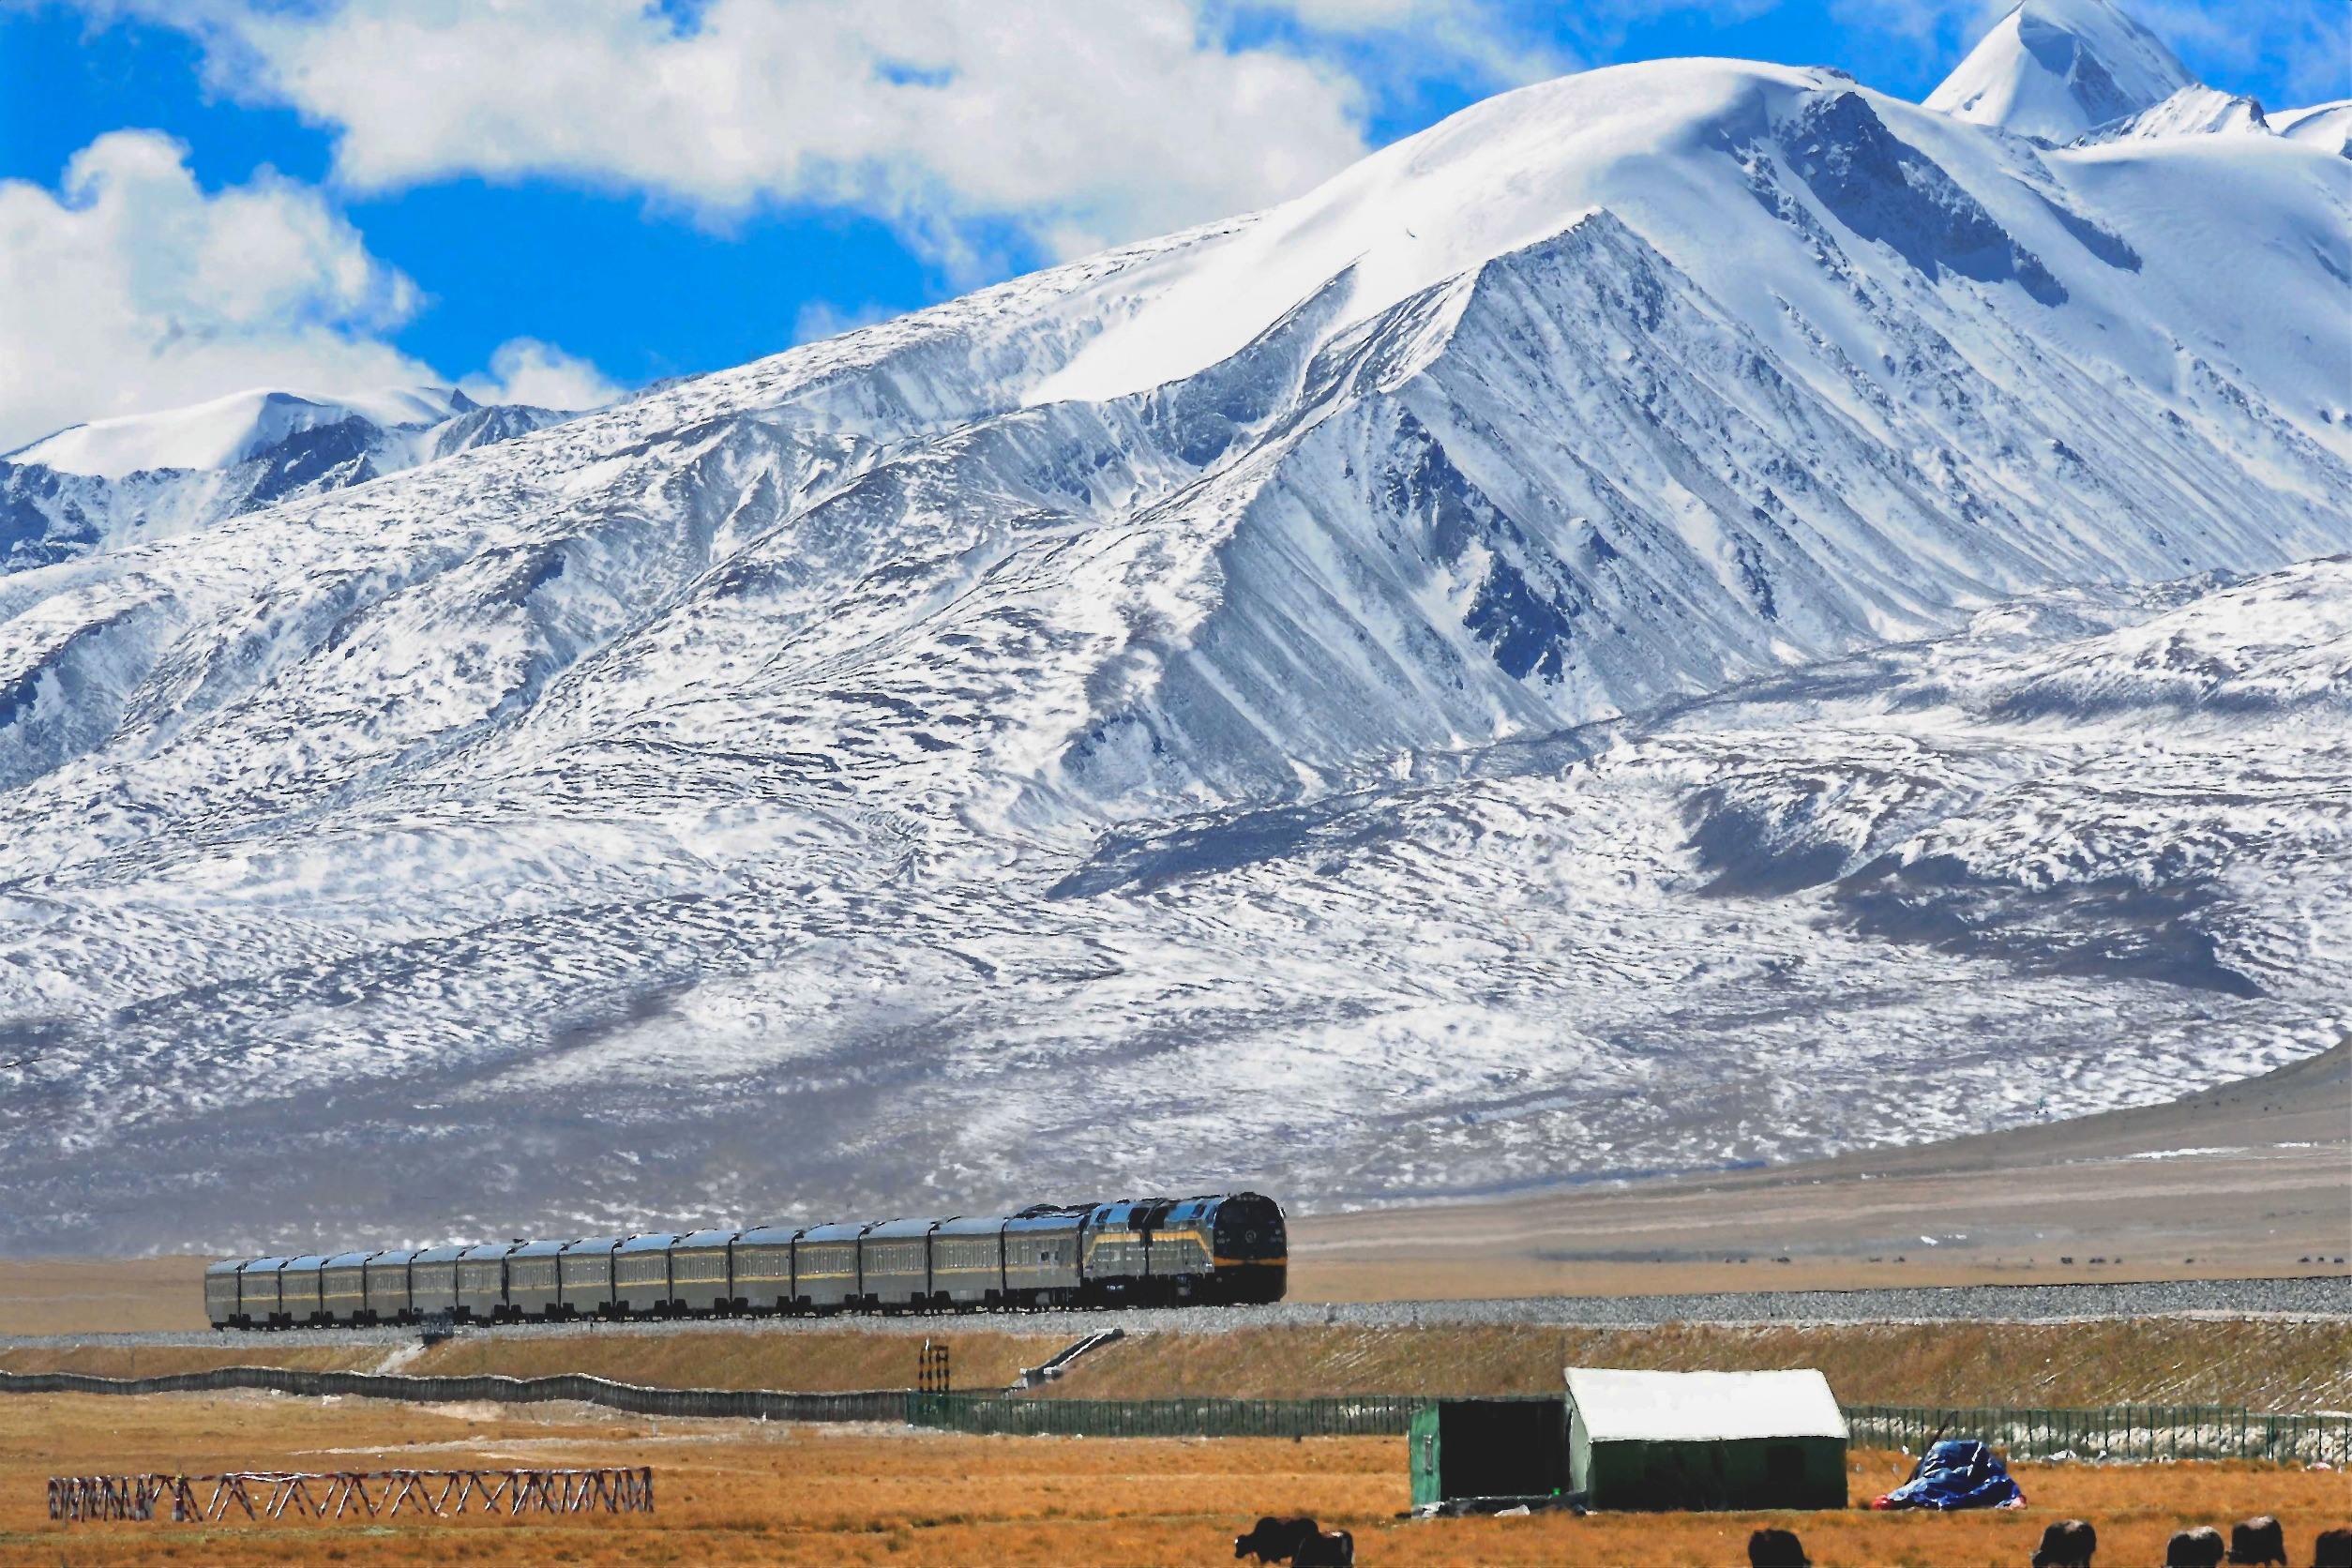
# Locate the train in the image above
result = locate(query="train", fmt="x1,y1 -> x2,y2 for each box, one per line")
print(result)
205,1193 -> 1288,1329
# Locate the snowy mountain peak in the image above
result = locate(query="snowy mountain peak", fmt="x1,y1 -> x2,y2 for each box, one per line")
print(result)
6,385 -> 473,479
2077,84 -> 2269,144
2276,101 -> 2352,158
1926,0 -> 2197,143
1,384 -> 571,573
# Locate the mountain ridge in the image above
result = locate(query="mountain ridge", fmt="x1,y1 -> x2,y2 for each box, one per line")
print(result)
0,387 -> 574,575
0,20 -> 2346,1249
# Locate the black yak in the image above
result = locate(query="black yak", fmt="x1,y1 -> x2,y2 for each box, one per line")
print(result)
1748,1526 -> 1809,1567
2169,1527 -> 2227,1568
1234,1515 -> 1352,1566
2032,1519 -> 2098,1568
2228,1517 -> 2285,1566
1235,1517 -> 1319,1563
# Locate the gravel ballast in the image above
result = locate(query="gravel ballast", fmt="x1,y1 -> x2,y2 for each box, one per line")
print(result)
4,1275 -> 2344,1350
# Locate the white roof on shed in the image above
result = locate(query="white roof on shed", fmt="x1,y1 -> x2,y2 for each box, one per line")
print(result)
1565,1368 -> 1848,1442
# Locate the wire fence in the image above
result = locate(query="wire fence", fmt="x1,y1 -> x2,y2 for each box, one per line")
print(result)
1844,1404 -> 2352,1467
7,1369 -> 2344,1463
907,1393 -> 1427,1437
0,1367 -> 903,1424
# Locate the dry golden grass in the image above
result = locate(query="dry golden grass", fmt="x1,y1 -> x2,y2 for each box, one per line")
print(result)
402,1328 -> 1066,1392
12,1319 -> 2347,1412
0,1344 -> 381,1377
0,1393 -> 2342,1567
1048,1319 -> 2352,1410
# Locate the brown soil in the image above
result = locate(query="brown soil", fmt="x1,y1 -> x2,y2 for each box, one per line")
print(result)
0,1254 -> 209,1334
1291,1043 -> 2352,1302
0,1392 -> 2341,1567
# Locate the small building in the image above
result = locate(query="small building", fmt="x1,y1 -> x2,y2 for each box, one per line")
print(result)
1564,1367 -> 1847,1511
1408,1397 -> 1572,1511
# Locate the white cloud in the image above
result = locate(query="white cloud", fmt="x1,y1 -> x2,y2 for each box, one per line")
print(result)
0,129 -> 435,452
789,299 -> 903,346
0,131 -> 627,451
136,0 -> 1376,271
459,337 -> 622,411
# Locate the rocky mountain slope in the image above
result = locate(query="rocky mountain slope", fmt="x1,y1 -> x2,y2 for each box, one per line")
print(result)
0,387 -> 568,573
0,2 -> 2344,1251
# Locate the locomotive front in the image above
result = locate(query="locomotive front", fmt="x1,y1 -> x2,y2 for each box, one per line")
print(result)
1209,1191 -> 1287,1304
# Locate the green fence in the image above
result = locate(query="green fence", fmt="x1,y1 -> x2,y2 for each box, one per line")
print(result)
912,1395 -> 2352,1460
907,1393 -> 1426,1438
1844,1404 -> 2352,1466
10,1371 -> 2343,1463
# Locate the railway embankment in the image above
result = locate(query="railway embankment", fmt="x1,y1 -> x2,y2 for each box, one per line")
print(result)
5,1303 -> 2347,1410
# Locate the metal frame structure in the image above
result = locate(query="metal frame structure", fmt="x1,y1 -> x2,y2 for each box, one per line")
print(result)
49,1468 -> 655,1523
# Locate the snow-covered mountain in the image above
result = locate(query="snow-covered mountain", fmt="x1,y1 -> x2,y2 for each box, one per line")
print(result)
2276,100 -> 2352,157
0,387 -> 571,573
1926,0 -> 2194,142
1926,0 -> 2349,155
0,5 -> 2346,1251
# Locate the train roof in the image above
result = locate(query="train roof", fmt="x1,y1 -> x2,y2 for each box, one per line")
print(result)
323,1250 -> 376,1268
204,1258 -> 250,1275
735,1225 -> 803,1245
509,1239 -> 570,1259
411,1244 -> 467,1263
862,1217 -> 940,1240
674,1229 -> 738,1248
798,1221 -> 867,1244
615,1232 -> 679,1254
369,1249 -> 420,1264
457,1242 -> 514,1260
283,1254 -> 330,1269
934,1214 -> 1009,1236
562,1236 -> 622,1253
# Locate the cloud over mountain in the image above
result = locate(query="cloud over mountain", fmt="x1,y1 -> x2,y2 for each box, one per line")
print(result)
148,0 -> 1378,269
0,130 -> 429,453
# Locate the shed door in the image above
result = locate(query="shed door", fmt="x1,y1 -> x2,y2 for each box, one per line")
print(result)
1409,1406 -> 1441,1509
1436,1401 -> 1569,1501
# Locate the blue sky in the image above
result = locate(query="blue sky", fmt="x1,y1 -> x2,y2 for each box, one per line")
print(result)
0,0 -> 2343,448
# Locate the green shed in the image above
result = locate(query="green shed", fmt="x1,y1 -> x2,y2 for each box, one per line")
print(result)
1408,1397 -> 1572,1510
1564,1367 -> 1848,1511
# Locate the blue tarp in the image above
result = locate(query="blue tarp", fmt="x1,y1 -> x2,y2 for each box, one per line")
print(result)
1872,1440 -> 2027,1510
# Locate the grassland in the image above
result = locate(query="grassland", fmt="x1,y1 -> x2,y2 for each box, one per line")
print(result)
9,1318 -> 2347,1411
1040,1319 -> 2352,1410
1,1390 -> 2344,1568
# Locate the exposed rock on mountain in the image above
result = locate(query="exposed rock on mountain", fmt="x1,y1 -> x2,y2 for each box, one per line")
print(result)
0,17 -> 2345,1249
0,388 -> 570,573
